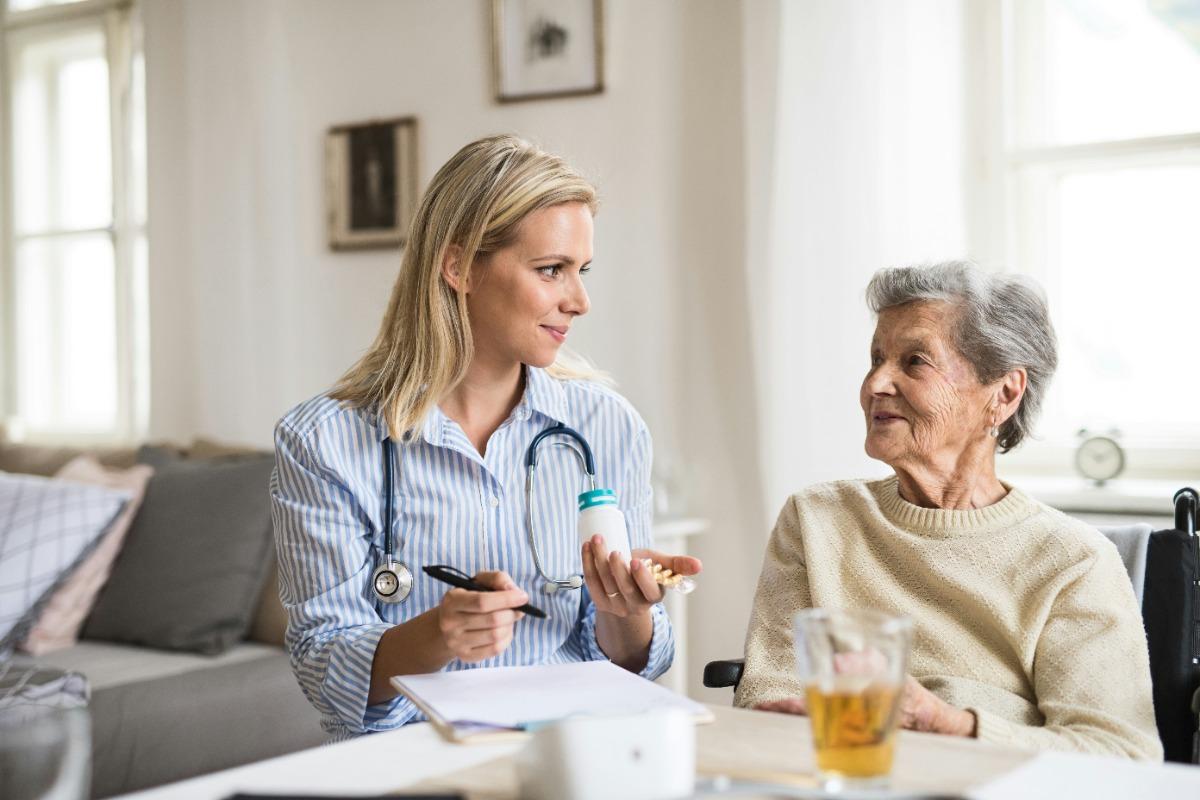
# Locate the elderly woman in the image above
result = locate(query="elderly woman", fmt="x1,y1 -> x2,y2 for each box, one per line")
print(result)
735,261 -> 1161,760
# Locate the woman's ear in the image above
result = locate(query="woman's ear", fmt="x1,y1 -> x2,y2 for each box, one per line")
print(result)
440,244 -> 467,293
995,368 -> 1028,424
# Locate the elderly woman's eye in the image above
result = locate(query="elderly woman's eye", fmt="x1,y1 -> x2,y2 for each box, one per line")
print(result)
908,355 -> 928,367
870,355 -> 883,367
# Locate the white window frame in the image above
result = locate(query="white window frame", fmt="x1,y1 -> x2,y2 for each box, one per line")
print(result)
971,0 -> 1200,483
0,0 -> 146,445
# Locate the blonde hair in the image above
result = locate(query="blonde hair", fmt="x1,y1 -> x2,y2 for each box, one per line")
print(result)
332,134 -> 604,439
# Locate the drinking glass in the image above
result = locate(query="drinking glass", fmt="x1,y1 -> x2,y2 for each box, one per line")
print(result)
0,704 -> 90,800
793,608 -> 912,791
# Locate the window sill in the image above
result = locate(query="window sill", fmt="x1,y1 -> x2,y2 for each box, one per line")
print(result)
1010,475 -> 1190,517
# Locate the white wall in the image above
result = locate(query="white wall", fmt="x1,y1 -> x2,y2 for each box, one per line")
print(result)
145,0 -> 695,451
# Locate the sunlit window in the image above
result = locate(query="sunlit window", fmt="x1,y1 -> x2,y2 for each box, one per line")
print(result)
2,0 -> 146,441
999,0 -> 1200,472
6,0 -> 85,11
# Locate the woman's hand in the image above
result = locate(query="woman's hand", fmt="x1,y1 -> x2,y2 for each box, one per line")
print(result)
434,570 -> 527,663
755,697 -> 809,715
754,679 -> 976,739
898,676 -> 976,737
582,535 -> 703,618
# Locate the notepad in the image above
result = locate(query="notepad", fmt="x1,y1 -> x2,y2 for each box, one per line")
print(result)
390,660 -> 713,743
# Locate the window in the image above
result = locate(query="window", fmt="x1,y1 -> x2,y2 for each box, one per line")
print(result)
980,0 -> 1200,479
1,0 -> 146,443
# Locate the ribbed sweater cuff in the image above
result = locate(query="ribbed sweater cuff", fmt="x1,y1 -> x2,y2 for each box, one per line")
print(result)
969,706 -> 1029,749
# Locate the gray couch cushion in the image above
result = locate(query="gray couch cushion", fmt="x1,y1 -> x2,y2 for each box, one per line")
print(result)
67,644 -> 324,797
81,451 -> 275,655
37,640 -> 277,690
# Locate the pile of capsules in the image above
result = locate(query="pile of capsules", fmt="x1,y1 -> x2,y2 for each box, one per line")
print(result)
641,559 -> 695,594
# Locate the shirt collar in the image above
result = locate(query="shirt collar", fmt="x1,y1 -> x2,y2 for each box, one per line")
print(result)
371,366 -> 567,444
521,365 -> 569,425
372,403 -> 445,447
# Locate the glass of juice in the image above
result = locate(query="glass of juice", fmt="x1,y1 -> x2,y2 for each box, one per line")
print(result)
793,608 -> 912,791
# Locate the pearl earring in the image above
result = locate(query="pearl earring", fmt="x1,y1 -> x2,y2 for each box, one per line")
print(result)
989,413 -> 999,438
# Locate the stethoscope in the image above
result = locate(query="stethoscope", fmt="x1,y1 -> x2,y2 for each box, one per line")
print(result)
370,436 -> 413,603
371,423 -> 598,604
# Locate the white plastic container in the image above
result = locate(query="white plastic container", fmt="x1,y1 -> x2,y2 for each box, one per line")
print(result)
577,489 -> 632,562
516,710 -> 695,800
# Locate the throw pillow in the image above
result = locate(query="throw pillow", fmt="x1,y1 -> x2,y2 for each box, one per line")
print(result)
81,450 -> 276,655
19,457 -> 155,655
0,472 -> 129,653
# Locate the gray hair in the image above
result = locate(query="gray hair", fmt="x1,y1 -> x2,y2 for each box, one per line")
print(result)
865,260 -> 1057,452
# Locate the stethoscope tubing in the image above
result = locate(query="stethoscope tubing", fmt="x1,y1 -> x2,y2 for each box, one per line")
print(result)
524,424 -> 596,591
383,437 -> 397,559
379,422 -> 598,596
524,423 -> 597,474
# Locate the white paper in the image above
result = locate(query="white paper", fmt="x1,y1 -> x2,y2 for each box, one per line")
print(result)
968,750 -> 1200,799
391,661 -> 711,729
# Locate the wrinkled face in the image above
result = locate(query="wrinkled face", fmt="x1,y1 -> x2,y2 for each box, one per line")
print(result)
466,202 -> 593,369
860,301 -> 995,469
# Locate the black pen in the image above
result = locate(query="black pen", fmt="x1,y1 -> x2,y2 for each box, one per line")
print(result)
422,564 -> 547,619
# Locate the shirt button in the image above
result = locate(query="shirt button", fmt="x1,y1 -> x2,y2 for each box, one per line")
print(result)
489,496 -> 500,508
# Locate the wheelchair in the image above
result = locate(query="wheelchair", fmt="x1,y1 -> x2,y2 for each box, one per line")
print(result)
704,487 -> 1200,765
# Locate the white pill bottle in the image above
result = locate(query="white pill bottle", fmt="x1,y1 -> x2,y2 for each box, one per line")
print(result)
576,488 -> 632,562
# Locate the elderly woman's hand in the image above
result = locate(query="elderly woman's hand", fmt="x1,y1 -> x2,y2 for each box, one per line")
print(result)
898,676 -> 976,737
754,697 -> 808,715
754,679 -> 976,739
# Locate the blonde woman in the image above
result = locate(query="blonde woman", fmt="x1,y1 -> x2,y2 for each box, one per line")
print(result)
271,135 -> 701,740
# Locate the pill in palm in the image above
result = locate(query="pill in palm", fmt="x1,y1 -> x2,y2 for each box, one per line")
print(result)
640,558 -> 694,592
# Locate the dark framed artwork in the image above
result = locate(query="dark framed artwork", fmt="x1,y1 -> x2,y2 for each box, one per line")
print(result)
491,0 -> 604,103
325,117 -> 418,250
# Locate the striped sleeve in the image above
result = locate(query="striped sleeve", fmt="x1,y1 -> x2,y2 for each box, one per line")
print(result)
575,423 -> 675,679
270,419 -> 415,736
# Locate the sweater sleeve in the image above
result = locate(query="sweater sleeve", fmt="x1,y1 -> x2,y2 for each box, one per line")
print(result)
969,543 -> 1163,761
734,495 -> 813,708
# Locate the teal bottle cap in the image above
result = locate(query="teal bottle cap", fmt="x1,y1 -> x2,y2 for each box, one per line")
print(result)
578,488 -> 618,511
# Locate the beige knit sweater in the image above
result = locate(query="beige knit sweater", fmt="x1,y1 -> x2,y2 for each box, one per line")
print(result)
734,476 -> 1162,760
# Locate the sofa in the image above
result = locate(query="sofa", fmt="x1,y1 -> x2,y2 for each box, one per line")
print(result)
0,438 -> 326,799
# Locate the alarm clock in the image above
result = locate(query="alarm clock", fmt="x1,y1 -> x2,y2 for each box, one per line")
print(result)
1075,432 -> 1125,485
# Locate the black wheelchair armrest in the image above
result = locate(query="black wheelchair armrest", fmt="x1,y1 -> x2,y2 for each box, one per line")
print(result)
1193,686 -> 1200,764
703,658 -> 746,689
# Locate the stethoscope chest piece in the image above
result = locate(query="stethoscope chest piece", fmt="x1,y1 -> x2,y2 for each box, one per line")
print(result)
372,560 -> 413,604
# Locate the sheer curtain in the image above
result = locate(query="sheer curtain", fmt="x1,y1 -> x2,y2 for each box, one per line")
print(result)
682,0 -> 974,698
744,0 -> 973,516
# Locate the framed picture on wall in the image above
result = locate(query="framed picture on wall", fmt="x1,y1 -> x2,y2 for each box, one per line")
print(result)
491,0 -> 604,103
325,117 -> 418,251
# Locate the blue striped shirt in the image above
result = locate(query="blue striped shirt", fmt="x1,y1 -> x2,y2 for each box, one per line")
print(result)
270,366 -> 674,740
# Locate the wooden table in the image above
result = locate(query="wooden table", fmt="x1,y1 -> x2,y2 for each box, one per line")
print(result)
118,705 -> 1200,800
